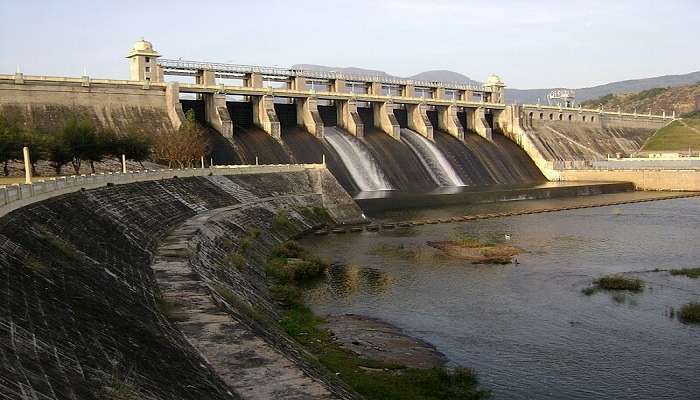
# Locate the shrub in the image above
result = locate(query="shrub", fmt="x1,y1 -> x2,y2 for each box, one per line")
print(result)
223,252 -> 246,271
272,210 -> 295,231
271,240 -> 306,259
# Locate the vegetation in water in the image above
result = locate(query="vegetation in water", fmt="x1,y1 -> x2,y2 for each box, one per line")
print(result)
679,303 -> 700,323
583,274 -> 643,295
265,242 -> 491,399
266,241 -> 328,285
669,267 -> 700,279
280,303 -> 491,400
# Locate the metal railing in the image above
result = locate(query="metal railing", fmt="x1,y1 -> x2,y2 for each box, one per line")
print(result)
157,58 -> 487,92
0,164 -> 323,217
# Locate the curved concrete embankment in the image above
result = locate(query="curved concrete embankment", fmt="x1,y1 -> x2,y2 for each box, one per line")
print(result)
0,166 -> 362,399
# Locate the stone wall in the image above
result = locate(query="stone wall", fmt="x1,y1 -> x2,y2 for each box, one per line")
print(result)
558,169 -> 700,191
0,78 -> 177,135
0,167 -> 362,399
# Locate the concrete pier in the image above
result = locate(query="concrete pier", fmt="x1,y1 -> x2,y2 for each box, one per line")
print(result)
437,104 -> 464,140
373,101 -> 401,140
296,97 -> 324,138
337,99 -> 364,137
472,107 -> 493,141
252,95 -> 281,139
407,103 -> 434,140
204,92 -> 233,138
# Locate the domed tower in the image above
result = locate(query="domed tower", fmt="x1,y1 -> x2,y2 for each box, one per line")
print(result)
483,74 -> 505,104
126,39 -> 162,82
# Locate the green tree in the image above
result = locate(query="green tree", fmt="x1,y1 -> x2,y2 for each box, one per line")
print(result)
0,115 -> 23,176
107,130 -> 152,168
62,117 -> 98,174
46,135 -> 72,175
20,131 -> 49,176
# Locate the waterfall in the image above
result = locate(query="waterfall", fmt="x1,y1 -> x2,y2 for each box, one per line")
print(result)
324,127 -> 393,191
401,129 -> 465,186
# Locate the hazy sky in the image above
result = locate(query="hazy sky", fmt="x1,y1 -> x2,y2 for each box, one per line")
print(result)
1,0 -> 698,89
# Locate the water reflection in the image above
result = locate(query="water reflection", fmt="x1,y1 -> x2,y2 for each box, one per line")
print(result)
305,263 -> 393,301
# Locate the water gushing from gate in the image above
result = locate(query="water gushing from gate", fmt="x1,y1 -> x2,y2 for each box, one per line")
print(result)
324,127 -> 393,191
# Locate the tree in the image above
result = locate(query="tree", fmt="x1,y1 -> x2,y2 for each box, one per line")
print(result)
152,110 -> 207,168
0,114 -> 23,176
20,131 -> 49,176
46,135 -> 72,175
107,129 -> 152,168
62,117 -> 98,174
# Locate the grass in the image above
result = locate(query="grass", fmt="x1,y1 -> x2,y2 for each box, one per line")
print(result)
280,303 -> 491,400
222,252 -> 246,271
272,210 -> 295,231
670,267 -> 700,279
595,275 -> 643,291
642,120 -> 700,152
265,243 -> 491,399
266,241 -> 328,284
156,296 -> 187,322
99,369 -> 140,400
583,274 -> 643,295
679,303 -> 700,323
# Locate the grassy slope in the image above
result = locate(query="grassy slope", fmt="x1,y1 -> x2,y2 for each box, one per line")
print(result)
581,83 -> 700,152
642,120 -> 700,152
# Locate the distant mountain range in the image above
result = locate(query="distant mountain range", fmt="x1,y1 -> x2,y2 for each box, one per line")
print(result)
292,64 -> 700,105
290,64 -> 480,86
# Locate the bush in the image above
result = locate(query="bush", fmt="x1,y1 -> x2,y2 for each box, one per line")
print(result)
272,210 -> 295,231
595,275 -> 643,291
679,303 -> 700,323
271,240 -> 306,259
223,252 -> 246,271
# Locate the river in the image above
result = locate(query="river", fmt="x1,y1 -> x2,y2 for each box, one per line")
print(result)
299,193 -> 700,400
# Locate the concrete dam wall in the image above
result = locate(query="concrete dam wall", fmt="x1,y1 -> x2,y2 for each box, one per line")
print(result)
0,167 -> 363,399
182,100 -> 546,193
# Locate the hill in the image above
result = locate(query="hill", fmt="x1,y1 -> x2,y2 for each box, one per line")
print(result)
506,70 -> 700,104
580,83 -> 700,153
579,82 -> 700,115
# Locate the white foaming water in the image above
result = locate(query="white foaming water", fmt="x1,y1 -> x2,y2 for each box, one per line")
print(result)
401,128 -> 465,186
324,127 -> 393,191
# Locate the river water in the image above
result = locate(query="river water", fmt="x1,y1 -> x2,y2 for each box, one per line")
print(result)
299,193 -> 700,400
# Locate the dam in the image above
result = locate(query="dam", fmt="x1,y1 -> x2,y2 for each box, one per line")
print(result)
1,38 -> 699,400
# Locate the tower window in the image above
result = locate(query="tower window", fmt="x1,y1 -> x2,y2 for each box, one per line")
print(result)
145,67 -> 150,72
145,57 -> 150,63
146,77 -> 150,81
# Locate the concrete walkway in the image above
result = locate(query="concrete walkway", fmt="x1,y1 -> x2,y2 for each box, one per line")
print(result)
151,204 -> 339,400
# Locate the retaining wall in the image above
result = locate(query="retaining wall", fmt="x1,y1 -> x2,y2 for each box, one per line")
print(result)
0,165 -> 363,399
558,169 -> 700,191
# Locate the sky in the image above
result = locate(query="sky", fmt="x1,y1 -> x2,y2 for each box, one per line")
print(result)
1,0 -> 699,89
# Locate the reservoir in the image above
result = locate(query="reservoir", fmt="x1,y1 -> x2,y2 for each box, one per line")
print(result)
300,194 -> 700,399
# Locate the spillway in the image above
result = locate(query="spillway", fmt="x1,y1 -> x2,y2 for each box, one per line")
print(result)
400,128 -> 465,186
281,126 -> 359,193
324,127 -> 393,191
433,129 -> 545,185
